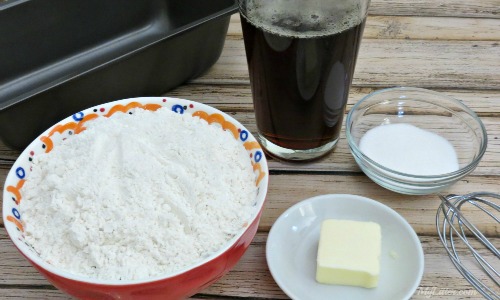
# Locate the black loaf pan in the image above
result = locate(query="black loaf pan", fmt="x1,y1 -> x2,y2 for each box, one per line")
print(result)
0,0 -> 237,150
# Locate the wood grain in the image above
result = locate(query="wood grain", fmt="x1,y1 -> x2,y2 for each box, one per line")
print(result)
364,16 -> 500,40
193,38 -> 500,90
0,289 -> 71,300
0,232 -> 494,299
167,85 -> 500,117
229,15 -> 500,41
259,174 -> 500,235
368,0 -> 500,18
229,0 -> 500,21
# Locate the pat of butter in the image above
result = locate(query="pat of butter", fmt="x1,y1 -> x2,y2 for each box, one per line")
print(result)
316,219 -> 381,288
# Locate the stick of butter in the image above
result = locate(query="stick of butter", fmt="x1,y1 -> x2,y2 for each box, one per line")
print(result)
316,219 -> 381,288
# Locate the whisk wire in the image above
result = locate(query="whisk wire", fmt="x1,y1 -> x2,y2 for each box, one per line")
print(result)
440,194 -> 499,256
437,210 -> 497,299
467,198 -> 500,223
436,192 -> 500,300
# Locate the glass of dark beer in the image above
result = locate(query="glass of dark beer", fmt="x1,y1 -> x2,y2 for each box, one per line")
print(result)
239,0 -> 370,161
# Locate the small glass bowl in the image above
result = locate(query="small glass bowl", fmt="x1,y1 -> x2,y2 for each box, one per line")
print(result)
346,87 -> 488,195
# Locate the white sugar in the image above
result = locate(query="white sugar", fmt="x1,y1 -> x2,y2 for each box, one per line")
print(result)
359,123 -> 459,176
20,107 -> 257,281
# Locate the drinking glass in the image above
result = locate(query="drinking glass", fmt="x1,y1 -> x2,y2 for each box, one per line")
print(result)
239,0 -> 370,161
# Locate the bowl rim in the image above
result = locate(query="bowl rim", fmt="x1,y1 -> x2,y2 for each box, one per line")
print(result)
3,96 -> 269,286
345,86 -> 488,180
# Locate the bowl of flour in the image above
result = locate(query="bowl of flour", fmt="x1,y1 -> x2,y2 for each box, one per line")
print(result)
346,87 -> 487,195
3,97 -> 269,299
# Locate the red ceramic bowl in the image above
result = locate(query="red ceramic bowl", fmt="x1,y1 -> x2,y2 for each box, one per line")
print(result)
3,97 -> 269,300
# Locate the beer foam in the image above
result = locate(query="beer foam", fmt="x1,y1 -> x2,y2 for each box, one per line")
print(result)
241,0 -> 367,38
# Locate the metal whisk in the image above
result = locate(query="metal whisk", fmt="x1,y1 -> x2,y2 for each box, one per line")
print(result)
436,192 -> 499,299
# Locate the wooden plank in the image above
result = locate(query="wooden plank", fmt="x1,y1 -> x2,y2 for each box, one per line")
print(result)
353,40 -> 500,89
0,146 -> 20,163
368,0 -> 500,19
229,0 -> 500,20
258,174 -> 500,235
364,16 -> 500,40
167,85 -> 500,117
0,232 -> 494,299
193,39 -> 500,90
229,15 -> 500,41
0,289 -> 71,299
0,229 -> 46,285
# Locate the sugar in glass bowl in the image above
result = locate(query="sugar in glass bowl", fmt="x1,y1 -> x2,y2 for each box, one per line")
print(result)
346,87 -> 487,195
2,97 -> 269,300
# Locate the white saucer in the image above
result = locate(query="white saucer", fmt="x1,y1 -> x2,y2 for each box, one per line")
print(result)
266,194 -> 424,300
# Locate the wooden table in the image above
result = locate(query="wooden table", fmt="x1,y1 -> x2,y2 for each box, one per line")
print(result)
1,0 -> 499,299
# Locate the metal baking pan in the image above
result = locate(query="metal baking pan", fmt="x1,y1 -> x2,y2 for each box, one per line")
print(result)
0,0 -> 237,150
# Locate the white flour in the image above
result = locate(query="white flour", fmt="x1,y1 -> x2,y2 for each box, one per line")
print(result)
21,107 -> 257,281
359,123 -> 459,175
